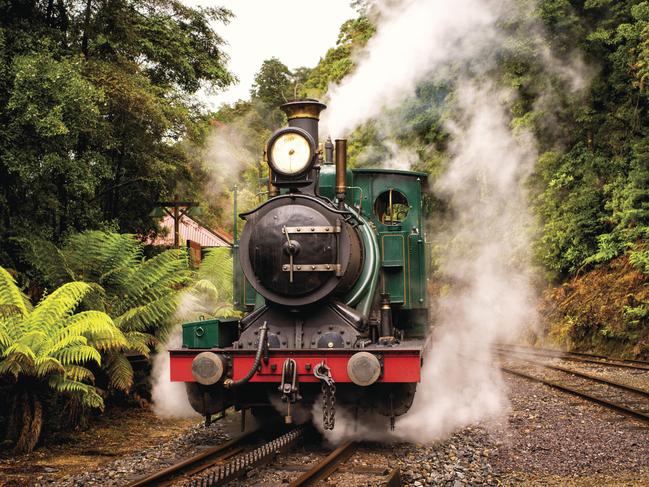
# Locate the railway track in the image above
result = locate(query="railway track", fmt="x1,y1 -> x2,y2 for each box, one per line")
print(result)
285,441 -> 401,487
498,351 -> 649,426
126,425 -> 400,487
495,344 -> 649,371
125,426 -> 301,487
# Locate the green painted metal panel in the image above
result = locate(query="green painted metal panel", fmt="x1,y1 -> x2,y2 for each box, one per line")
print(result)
351,169 -> 427,310
408,234 -> 427,308
381,233 -> 405,267
233,243 -> 257,311
182,317 -> 238,349
385,268 -> 405,303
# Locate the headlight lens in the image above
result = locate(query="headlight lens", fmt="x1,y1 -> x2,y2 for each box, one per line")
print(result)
270,131 -> 312,175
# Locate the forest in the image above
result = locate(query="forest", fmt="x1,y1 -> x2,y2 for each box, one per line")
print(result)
0,0 -> 647,454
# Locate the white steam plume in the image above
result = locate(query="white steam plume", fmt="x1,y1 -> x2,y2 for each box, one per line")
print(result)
151,291 -> 218,418
321,0 -> 503,137
321,0 -> 587,139
395,82 -> 538,441
316,0 -> 587,443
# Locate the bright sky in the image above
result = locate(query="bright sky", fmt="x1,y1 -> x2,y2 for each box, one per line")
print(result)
186,1 -> 357,109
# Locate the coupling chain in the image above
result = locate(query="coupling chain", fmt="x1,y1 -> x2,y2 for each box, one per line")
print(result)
314,361 -> 336,430
321,377 -> 336,430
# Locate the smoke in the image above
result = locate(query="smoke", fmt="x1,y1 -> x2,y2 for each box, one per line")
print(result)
321,0 -> 588,140
151,291 -> 218,418
394,82 -> 539,441
150,326 -> 199,418
200,116 -> 260,232
315,0 -> 588,443
321,0 -> 503,138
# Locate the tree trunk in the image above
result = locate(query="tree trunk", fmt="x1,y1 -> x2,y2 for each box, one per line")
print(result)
4,395 -> 19,443
81,0 -> 93,57
12,392 -> 43,454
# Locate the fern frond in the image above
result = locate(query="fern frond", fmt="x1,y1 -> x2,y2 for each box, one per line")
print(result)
0,350 -> 33,378
16,330 -> 49,355
114,292 -> 180,336
64,364 -> 95,383
0,267 -> 30,316
104,352 -> 134,392
190,279 -> 221,302
57,311 -> 127,350
34,356 -> 65,378
198,248 -> 233,301
49,375 -> 104,409
66,232 -> 141,290
44,335 -> 89,356
54,344 -> 102,366
2,341 -> 37,363
124,331 -> 157,356
114,249 -> 190,314
25,282 -> 94,333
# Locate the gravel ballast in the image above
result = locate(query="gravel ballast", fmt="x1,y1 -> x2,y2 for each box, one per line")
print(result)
21,360 -> 649,487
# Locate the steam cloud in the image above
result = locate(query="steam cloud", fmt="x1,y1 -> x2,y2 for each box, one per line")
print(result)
151,292 -> 218,418
317,0 -> 587,443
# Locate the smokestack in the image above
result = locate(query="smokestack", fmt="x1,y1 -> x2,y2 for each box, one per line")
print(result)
280,99 -> 327,144
335,139 -> 347,208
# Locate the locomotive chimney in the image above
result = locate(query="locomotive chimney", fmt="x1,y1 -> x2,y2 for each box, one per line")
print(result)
279,99 -> 327,145
335,139 -> 347,208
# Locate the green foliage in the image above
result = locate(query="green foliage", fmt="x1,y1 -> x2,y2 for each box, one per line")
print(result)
525,1 -> 649,278
250,57 -> 293,107
178,247 -> 238,323
301,17 -> 375,98
23,231 -> 191,391
0,266 -> 125,451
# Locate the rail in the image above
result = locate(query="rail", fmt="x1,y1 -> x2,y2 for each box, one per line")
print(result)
125,429 -> 260,487
500,358 -> 649,425
495,344 -> 649,371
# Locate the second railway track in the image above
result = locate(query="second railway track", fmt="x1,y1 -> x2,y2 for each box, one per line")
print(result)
495,344 -> 649,371
498,351 -> 649,426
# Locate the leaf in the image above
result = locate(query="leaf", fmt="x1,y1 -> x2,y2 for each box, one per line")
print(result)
104,352 -> 134,392
0,267 -> 30,317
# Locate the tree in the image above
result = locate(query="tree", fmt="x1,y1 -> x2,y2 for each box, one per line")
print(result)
0,0 -> 234,269
250,57 -> 293,107
0,267 -> 125,453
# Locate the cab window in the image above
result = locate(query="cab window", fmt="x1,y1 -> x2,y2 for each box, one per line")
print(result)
374,190 -> 409,225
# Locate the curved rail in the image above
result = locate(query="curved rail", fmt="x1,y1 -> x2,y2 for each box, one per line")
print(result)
496,345 -> 649,371
288,441 -> 357,486
501,363 -> 649,425
497,352 -> 649,399
124,429 -> 260,487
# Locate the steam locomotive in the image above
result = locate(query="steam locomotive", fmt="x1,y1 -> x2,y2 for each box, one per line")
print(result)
169,100 -> 430,430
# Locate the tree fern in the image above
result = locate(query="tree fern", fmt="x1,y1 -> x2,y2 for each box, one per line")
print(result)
0,266 -> 122,451
23,231 -> 193,395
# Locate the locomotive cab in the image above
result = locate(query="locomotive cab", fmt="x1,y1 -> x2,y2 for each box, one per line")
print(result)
169,99 -> 430,430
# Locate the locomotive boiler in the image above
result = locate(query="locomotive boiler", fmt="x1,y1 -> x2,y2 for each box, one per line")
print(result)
169,99 -> 430,430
